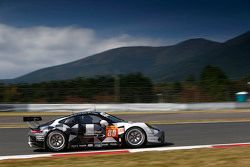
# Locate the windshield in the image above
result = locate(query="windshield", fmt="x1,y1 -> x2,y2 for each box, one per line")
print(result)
100,112 -> 126,123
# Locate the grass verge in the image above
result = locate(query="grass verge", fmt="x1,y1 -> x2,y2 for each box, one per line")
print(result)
1,147 -> 250,167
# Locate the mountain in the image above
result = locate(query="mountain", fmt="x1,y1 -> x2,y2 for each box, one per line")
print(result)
4,31 -> 250,83
180,31 -> 250,80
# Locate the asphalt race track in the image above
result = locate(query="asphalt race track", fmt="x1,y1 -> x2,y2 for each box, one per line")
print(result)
1,122 -> 250,156
3,111 -> 250,124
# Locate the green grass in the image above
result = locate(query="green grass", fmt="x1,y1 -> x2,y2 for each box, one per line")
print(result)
1,147 -> 250,167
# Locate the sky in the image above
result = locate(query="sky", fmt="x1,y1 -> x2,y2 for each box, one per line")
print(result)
0,0 -> 250,79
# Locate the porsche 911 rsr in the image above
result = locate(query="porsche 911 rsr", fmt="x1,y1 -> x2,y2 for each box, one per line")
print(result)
24,111 -> 165,152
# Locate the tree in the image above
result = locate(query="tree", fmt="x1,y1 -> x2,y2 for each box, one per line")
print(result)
0,83 -> 5,102
200,65 -> 233,101
3,85 -> 19,102
120,73 -> 155,103
185,74 -> 196,83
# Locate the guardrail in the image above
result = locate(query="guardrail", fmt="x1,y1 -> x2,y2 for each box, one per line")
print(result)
0,102 -> 250,112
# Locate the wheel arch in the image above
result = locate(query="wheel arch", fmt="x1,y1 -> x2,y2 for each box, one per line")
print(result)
45,129 -> 69,150
45,128 -> 68,139
124,126 -> 148,145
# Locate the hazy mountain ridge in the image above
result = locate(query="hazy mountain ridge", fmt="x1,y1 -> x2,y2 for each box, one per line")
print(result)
4,31 -> 250,83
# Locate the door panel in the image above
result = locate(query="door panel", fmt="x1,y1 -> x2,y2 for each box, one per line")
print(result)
76,114 -> 120,147
77,115 -> 106,145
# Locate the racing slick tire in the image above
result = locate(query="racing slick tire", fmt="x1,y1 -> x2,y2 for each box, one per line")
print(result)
46,130 -> 67,152
125,127 -> 146,148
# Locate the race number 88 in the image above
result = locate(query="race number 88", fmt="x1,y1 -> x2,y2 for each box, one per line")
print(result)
106,127 -> 118,138
107,129 -> 116,137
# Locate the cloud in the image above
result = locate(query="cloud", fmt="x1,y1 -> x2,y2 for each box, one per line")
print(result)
0,24 -> 165,79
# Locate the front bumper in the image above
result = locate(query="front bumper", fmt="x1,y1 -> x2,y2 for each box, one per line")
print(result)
147,130 -> 165,144
158,131 -> 165,144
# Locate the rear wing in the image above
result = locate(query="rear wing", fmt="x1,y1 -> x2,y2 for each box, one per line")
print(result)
23,116 -> 42,129
23,116 -> 42,122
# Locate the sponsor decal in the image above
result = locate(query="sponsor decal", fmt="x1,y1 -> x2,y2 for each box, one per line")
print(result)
118,127 -> 125,134
94,130 -> 102,134
87,144 -> 93,147
71,145 -> 78,148
35,135 -> 44,141
109,143 -> 118,146
94,143 -> 102,147
106,126 -> 118,138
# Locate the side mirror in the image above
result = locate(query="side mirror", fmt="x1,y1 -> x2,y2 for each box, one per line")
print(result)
100,120 -> 109,127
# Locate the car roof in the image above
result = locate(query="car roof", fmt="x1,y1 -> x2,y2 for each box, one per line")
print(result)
71,111 -> 102,116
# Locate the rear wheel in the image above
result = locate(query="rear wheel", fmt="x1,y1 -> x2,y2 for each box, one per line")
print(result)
125,128 -> 146,148
46,130 -> 67,152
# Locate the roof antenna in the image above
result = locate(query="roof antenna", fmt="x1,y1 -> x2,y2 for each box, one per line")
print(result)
93,104 -> 96,112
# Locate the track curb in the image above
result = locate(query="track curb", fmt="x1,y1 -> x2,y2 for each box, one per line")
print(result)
1,142 -> 250,161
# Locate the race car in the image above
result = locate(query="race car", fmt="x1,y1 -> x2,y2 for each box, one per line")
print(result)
24,111 -> 165,152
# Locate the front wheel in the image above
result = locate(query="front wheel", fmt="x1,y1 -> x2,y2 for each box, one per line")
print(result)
46,130 -> 67,152
125,128 -> 146,148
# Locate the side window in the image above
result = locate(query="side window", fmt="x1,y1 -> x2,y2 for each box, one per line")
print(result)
62,116 -> 77,127
91,115 -> 103,124
79,115 -> 103,124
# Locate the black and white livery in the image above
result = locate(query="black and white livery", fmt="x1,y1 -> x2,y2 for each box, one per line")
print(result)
24,111 -> 165,152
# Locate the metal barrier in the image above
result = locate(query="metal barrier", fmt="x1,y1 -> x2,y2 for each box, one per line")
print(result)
0,102 -> 250,112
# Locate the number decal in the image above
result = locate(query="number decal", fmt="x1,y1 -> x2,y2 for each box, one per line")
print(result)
106,126 -> 118,138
